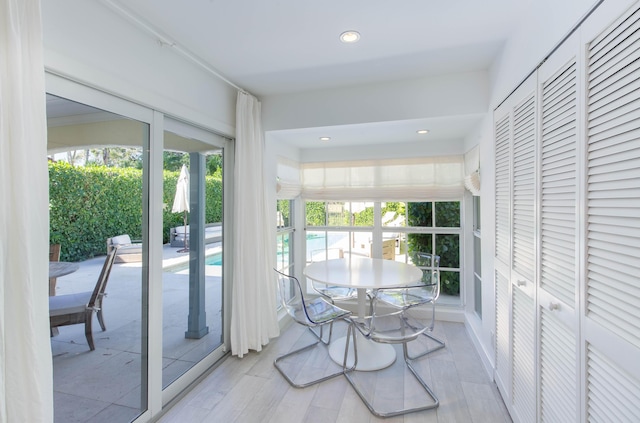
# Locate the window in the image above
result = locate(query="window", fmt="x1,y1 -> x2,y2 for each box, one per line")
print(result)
305,200 -> 463,303
276,199 -> 294,273
305,201 -> 374,262
473,196 -> 482,318
276,199 -> 295,308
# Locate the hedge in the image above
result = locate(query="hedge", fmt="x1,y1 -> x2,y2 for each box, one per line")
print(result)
49,161 -> 222,262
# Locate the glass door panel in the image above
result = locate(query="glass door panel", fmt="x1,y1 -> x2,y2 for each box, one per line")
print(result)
161,122 -> 225,389
47,94 -> 148,422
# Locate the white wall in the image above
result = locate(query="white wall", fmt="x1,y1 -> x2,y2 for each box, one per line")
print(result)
41,0 -> 237,136
262,71 -> 489,132
490,0 -> 603,107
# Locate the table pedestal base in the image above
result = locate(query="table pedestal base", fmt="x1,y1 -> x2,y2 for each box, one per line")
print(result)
328,335 -> 396,371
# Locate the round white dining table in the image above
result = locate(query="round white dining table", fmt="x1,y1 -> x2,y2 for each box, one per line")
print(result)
303,256 -> 423,371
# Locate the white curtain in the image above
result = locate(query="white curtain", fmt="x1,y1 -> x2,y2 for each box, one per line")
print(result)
230,91 -> 279,357
301,155 -> 465,201
0,1 -> 54,421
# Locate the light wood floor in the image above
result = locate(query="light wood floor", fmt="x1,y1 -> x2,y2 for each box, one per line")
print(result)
156,320 -> 511,423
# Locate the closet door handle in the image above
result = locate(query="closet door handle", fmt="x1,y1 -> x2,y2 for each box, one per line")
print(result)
549,302 -> 561,311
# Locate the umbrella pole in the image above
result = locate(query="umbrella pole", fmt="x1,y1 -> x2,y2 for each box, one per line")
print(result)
179,210 -> 189,253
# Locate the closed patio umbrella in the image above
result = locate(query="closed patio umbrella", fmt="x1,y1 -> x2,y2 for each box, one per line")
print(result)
172,164 -> 190,252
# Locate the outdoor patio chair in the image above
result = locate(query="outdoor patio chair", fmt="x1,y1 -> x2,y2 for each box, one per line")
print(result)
49,243 -> 61,296
273,269 -> 356,388
49,247 -> 118,351
107,234 -> 142,263
375,252 -> 445,358
343,285 -> 439,417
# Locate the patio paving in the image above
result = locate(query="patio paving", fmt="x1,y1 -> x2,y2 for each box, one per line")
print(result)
51,243 -> 223,423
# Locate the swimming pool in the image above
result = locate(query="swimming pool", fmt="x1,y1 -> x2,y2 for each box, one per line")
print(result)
205,252 -> 222,266
165,252 -> 222,273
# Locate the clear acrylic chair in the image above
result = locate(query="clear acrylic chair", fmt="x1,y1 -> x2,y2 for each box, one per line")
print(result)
308,248 -> 357,303
273,269 -> 355,388
375,252 -> 445,358
343,287 -> 439,417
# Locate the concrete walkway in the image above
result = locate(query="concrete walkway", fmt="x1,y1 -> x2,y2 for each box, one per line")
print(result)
51,242 -> 224,423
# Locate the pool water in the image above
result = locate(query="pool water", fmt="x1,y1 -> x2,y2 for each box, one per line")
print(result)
166,252 -> 222,273
205,253 -> 222,266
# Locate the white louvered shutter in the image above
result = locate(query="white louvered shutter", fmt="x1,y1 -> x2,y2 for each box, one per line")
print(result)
539,308 -> 577,422
512,288 -> 536,423
512,93 -> 536,281
586,3 -> 640,350
537,31 -> 582,423
540,60 -> 578,306
587,345 -> 640,421
583,4 -> 640,422
495,114 -> 511,266
495,268 -> 511,395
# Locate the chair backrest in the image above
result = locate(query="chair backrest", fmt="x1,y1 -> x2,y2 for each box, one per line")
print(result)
49,244 -> 61,262
410,251 -> 441,299
88,248 -> 118,307
274,269 -> 317,325
310,248 -> 344,262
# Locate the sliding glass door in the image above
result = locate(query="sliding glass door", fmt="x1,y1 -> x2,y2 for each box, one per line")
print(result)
46,77 -> 232,422
161,118 -> 227,391
47,93 -> 150,422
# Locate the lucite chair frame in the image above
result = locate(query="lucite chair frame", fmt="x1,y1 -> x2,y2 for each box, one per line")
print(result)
273,269 -> 356,388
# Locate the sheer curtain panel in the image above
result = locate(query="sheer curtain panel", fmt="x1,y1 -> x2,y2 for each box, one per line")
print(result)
230,91 -> 279,357
0,0 -> 54,421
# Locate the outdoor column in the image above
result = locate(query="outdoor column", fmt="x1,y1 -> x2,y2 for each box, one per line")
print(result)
185,152 -> 209,338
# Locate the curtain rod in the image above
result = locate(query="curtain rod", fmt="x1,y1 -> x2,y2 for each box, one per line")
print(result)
100,0 -> 250,96
494,0 -> 604,110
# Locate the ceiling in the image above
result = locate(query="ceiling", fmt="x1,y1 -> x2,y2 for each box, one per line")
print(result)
96,1 -> 535,152
108,0 -> 534,97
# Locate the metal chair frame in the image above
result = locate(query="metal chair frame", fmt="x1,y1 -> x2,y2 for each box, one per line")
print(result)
376,252 -> 445,358
273,269 -> 356,388
342,291 -> 439,417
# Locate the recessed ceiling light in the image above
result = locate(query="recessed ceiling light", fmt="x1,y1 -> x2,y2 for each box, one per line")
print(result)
319,137 -> 331,141
340,30 -> 360,43
416,129 -> 429,134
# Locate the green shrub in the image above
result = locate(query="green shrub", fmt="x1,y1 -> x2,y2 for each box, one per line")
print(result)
49,162 -> 222,262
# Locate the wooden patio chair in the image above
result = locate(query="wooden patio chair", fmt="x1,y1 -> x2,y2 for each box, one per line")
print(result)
49,247 -> 118,350
49,243 -> 61,296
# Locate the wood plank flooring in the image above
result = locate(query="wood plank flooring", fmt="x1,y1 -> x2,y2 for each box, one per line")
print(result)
156,320 -> 511,423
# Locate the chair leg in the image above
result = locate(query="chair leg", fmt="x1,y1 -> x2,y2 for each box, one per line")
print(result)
85,311 -> 95,351
307,320 -> 334,345
401,312 -> 446,360
274,331 -> 343,389
97,309 -> 106,331
343,340 -> 439,418
342,322 -> 358,374
406,332 -> 446,360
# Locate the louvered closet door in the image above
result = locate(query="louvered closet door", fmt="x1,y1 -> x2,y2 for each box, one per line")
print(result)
493,99 -> 512,404
537,31 -> 581,423
583,3 -> 640,421
493,74 -> 537,421
510,78 -> 537,423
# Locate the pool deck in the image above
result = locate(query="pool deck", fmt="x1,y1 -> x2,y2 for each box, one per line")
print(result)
51,241 -> 224,422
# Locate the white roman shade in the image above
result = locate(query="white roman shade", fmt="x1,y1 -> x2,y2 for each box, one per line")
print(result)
301,155 -> 464,201
463,145 -> 480,196
276,156 -> 301,199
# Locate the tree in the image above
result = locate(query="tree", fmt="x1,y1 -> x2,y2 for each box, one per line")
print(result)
406,201 -> 460,296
